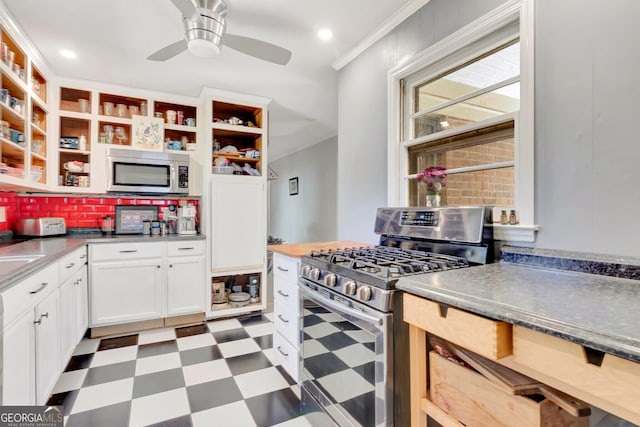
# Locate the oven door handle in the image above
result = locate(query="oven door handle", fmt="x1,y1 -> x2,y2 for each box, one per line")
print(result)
301,285 -> 383,326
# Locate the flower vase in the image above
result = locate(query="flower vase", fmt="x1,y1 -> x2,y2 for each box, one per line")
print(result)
426,193 -> 441,207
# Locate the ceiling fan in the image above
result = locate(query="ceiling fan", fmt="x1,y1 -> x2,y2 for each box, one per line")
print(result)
147,0 -> 292,65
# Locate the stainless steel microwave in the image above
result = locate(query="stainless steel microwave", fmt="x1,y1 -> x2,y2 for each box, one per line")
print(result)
106,147 -> 189,194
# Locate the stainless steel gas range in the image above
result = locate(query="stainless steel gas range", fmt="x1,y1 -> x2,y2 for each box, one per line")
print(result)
298,206 -> 494,427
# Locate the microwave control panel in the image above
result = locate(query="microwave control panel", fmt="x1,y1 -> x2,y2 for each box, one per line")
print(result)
178,165 -> 189,188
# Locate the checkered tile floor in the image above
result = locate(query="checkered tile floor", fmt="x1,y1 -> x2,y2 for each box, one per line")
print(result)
47,313 -> 312,427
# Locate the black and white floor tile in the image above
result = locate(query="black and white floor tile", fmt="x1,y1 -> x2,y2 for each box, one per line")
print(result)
47,313 -> 312,427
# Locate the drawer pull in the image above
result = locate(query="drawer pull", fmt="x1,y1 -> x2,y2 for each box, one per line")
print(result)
65,262 -> 75,269
80,254 -> 87,259
277,314 -> 289,324
119,250 -> 138,253
41,312 -> 49,319
169,264 -> 173,268
583,347 -> 605,367
277,266 -> 289,272
277,346 -> 289,357
277,290 -> 290,298
29,282 -> 48,294
178,247 -> 195,251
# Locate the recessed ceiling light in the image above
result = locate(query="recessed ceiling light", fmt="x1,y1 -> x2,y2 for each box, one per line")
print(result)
60,49 -> 77,59
317,28 -> 333,41
440,120 -> 450,128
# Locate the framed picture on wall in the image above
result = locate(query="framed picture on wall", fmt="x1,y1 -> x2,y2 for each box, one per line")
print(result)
289,177 -> 299,195
132,115 -> 164,151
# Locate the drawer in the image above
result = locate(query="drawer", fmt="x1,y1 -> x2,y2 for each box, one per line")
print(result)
2,263 -> 59,326
167,240 -> 204,257
274,331 -> 299,382
89,242 -> 164,261
274,300 -> 299,348
273,276 -> 299,308
403,293 -> 512,360
509,326 -> 640,425
273,253 -> 299,282
59,246 -> 87,283
429,351 -> 587,427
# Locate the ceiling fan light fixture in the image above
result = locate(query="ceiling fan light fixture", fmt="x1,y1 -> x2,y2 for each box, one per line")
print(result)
187,38 -> 220,57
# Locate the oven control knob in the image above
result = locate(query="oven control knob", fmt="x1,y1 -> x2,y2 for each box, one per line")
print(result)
300,265 -> 311,278
358,285 -> 372,301
310,268 -> 321,281
324,273 -> 338,287
343,280 -> 357,295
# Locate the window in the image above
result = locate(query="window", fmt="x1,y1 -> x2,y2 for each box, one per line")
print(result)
407,40 -> 519,207
387,0 -> 536,241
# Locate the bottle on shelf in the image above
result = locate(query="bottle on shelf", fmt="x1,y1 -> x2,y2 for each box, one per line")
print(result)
79,134 -> 87,151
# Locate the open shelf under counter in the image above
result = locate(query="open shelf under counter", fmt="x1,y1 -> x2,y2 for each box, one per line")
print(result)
212,122 -> 264,135
208,301 -> 265,318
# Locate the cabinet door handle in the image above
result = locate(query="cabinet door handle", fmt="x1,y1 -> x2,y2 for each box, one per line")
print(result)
65,262 -> 75,269
276,346 -> 289,357
277,290 -> 289,298
29,282 -> 48,294
80,254 -> 87,259
277,314 -> 289,324
157,265 -> 161,269
119,250 -> 138,253
34,318 -> 42,325
169,264 -> 173,268
277,266 -> 289,272
41,312 -> 49,319
178,247 -> 194,251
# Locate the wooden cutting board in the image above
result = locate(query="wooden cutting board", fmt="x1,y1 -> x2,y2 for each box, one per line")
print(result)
450,344 -> 591,417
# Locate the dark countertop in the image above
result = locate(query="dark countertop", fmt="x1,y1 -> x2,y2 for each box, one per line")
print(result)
0,234 -> 205,293
396,261 -> 640,363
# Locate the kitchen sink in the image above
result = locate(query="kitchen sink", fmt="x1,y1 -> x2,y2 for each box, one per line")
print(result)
0,255 -> 46,272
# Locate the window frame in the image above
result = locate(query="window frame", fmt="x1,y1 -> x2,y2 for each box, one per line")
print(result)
386,0 -> 537,242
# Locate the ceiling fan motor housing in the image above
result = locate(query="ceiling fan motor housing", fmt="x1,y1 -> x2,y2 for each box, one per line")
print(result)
183,0 -> 227,54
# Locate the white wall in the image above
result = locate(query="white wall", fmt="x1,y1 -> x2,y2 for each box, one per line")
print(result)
268,138 -> 338,243
337,0 -> 508,244
339,0 -> 640,256
534,0 -> 640,256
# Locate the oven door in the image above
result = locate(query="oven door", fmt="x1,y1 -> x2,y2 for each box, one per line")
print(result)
299,281 -> 393,427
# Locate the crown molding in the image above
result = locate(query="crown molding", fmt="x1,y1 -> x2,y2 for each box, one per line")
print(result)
332,0 -> 432,70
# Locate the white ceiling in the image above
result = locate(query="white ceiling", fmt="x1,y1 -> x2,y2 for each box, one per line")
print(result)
2,0 -> 417,160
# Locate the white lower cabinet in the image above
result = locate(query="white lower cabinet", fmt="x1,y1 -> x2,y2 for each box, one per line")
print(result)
88,240 -> 205,327
272,253 -> 300,382
89,259 -> 164,326
74,266 -> 89,343
167,256 -> 204,316
3,309 -> 36,405
2,246 -> 88,405
35,289 -> 60,405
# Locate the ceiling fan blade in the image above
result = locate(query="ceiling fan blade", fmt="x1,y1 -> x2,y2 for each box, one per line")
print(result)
147,40 -> 188,61
223,34 -> 292,65
170,0 -> 202,23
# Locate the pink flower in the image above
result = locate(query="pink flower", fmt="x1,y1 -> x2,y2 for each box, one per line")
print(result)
416,166 -> 447,194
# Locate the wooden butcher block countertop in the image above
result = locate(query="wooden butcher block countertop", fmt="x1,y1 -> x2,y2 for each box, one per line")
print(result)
267,240 -> 373,258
